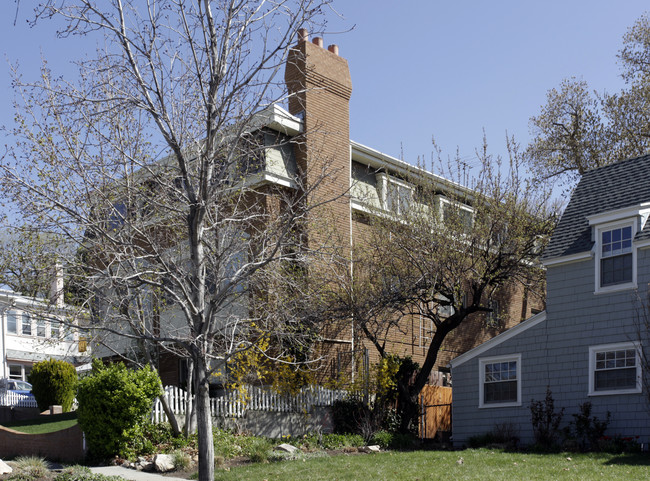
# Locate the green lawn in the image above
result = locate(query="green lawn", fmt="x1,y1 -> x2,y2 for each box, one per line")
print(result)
2,411 -> 78,434
213,449 -> 650,481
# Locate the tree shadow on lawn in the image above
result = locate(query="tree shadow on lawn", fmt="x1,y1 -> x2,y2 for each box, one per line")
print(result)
603,453 -> 650,466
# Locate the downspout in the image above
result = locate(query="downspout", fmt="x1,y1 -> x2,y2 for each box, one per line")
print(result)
0,302 -> 14,379
349,144 -> 355,383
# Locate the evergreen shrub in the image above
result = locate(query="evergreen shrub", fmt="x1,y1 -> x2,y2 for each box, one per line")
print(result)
76,359 -> 161,460
28,359 -> 77,412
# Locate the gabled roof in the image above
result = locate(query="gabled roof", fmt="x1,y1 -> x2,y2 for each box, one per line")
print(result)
449,311 -> 547,368
542,154 -> 650,261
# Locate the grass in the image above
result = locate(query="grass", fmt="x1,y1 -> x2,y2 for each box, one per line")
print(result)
3,411 -> 78,434
212,448 -> 650,481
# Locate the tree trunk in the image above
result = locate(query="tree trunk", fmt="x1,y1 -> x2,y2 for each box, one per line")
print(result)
184,358 -> 196,436
194,357 -> 214,481
158,388 -> 182,436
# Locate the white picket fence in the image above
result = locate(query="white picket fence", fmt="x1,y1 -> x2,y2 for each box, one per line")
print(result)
0,391 -> 38,408
151,384 -> 358,423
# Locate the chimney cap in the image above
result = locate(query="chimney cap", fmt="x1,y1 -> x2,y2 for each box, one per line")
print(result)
298,28 -> 308,43
313,37 -> 323,48
328,45 -> 339,56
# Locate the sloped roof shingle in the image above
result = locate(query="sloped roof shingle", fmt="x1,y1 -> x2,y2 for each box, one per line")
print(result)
542,154 -> 650,260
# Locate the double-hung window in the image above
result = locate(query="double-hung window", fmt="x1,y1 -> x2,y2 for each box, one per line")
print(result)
600,225 -> 633,287
589,342 -> 641,395
479,354 -> 521,408
588,205 -> 649,293
6,311 -> 18,334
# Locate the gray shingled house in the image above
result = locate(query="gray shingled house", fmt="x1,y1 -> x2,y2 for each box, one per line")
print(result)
450,155 -> 650,447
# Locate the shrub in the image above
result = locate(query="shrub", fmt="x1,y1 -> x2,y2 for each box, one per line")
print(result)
244,437 -> 272,463
530,387 -> 564,450
331,399 -> 368,435
11,456 -> 49,479
76,359 -> 162,460
467,422 -> 519,449
53,466 -> 123,481
565,401 -> 611,451
319,433 -> 364,450
371,430 -> 394,449
171,450 -> 192,470
28,359 -> 77,412
212,428 -> 242,458
596,434 -> 641,453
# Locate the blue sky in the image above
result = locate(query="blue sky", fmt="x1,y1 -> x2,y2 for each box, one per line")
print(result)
1,1 -> 649,175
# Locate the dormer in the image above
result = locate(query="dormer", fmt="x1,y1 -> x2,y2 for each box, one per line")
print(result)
587,202 -> 650,294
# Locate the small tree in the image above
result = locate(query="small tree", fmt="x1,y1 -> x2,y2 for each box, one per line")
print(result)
76,359 -> 161,460
530,387 -> 564,450
28,359 -> 77,412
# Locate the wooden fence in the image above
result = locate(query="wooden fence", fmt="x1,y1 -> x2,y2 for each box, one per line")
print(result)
419,386 -> 452,440
151,384 -> 359,423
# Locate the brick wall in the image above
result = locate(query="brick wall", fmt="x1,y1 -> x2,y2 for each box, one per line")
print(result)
0,423 -> 84,462
284,30 -> 545,386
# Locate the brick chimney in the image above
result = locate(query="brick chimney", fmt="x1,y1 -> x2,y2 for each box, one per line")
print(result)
285,28 -> 353,253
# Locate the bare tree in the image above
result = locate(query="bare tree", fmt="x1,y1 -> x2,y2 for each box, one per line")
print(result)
1,2 -> 336,479
325,139 -> 557,432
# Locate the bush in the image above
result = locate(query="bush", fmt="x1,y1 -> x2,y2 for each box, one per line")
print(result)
331,399 -> 368,435
28,359 -> 77,412
76,359 -> 162,460
10,456 -> 49,479
212,429 -> 242,458
243,437 -> 272,463
319,433 -> 364,450
530,387 -> 564,450
565,401 -> 611,451
467,422 -> 519,449
171,450 -> 192,470
371,430 -> 394,449
54,466 -> 123,481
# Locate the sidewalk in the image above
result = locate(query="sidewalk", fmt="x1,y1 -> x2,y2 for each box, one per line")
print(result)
89,466 -> 188,481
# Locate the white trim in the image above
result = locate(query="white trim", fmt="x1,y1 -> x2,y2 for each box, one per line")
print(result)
450,311 -> 546,368
586,202 -> 650,227
350,141 -> 473,200
478,354 -> 522,408
635,239 -> 650,249
542,251 -> 592,267
594,221 -> 637,294
588,341 -> 642,396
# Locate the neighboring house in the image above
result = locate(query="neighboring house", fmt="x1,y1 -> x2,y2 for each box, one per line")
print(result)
450,155 -> 650,446
141,30 -> 542,388
0,287 -> 89,382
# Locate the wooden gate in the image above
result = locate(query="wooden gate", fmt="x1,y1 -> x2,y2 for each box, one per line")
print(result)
419,386 -> 452,439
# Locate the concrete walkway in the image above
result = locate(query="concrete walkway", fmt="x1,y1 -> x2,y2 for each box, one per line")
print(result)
89,466 -> 188,481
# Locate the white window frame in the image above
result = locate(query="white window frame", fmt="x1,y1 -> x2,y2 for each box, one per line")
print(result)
594,220 -> 637,294
8,363 -> 30,382
588,342 -> 642,396
376,173 -> 413,216
479,354 -> 521,408
419,314 -> 434,348
6,310 -> 18,334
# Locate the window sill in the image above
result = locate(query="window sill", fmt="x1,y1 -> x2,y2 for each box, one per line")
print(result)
594,282 -> 637,295
588,388 -> 641,396
479,401 -> 521,409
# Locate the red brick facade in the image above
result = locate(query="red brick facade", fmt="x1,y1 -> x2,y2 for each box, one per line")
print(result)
284,30 -> 544,385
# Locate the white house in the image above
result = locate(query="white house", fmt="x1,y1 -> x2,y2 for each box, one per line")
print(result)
0,288 -> 89,382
